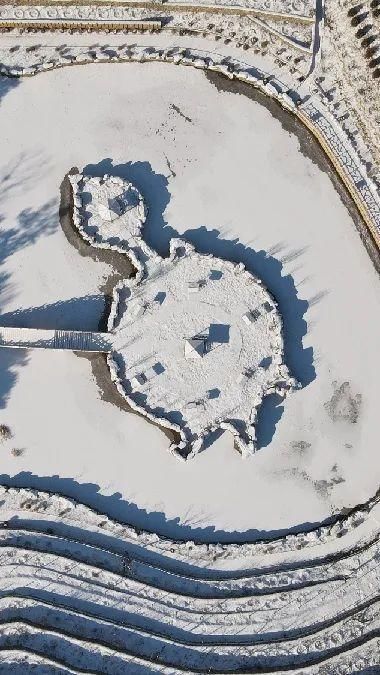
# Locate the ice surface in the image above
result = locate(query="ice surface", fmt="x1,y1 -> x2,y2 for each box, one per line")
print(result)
0,61 -> 379,537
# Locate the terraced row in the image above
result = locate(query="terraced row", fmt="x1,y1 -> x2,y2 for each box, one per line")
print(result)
0,487 -> 379,672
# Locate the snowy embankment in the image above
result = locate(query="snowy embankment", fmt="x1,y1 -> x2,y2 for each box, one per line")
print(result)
0,486 -> 379,672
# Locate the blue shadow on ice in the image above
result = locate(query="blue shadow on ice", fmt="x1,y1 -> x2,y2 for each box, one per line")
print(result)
0,75 -> 19,106
0,197 -> 58,408
0,296 -> 106,333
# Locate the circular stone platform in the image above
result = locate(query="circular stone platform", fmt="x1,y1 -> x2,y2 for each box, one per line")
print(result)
72,174 -> 298,460
71,174 -> 147,249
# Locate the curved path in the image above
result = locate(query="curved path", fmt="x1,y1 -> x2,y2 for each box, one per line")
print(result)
0,486 -> 378,671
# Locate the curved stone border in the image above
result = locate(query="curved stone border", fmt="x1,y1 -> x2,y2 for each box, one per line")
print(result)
0,16 -> 312,78
0,575 -> 379,672
0,534 -> 379,674
0,486 -> 380,671
0,486 -> 380,674
1,43 -> 379,247
0,3 -> 316,64
107,351 -> 189,459
299,103 -> 380,248
1,483 -> 379,560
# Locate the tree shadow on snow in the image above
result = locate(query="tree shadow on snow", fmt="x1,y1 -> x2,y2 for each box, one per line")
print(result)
0,199 -> 58,407
0,349 -> 28,410
0,75 -> 19,106
0,296 -> 106,333
82,159 -> 315,449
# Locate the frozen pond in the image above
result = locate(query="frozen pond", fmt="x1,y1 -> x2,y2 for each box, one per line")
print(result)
0,61 -> 379,540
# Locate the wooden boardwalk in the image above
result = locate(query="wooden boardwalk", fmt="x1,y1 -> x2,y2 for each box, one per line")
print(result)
0,327 -> 112,352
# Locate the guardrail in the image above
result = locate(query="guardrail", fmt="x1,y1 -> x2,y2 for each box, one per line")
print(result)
0,327 -> 112,352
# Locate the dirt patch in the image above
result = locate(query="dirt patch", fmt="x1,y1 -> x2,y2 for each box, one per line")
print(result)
314,466 -> 345,499
324,381 -> 362,424
286,462 -> 345,500
11,447 -> 25,457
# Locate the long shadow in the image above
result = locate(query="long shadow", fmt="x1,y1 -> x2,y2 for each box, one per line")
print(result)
0,75 -> 19,106
255,394 -> 284,449
0,471 -> 335,544
0,296 -> 106,333
0,199 -> 58,406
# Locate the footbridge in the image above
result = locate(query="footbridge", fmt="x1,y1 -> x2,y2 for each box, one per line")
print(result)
0,327 -> 112,353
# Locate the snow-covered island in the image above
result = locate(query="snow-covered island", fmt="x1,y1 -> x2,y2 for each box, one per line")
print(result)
72,173 -> 299,459
0,172 -> 299,459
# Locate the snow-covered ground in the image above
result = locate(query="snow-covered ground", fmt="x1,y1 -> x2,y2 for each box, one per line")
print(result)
0,59 -> 379,540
